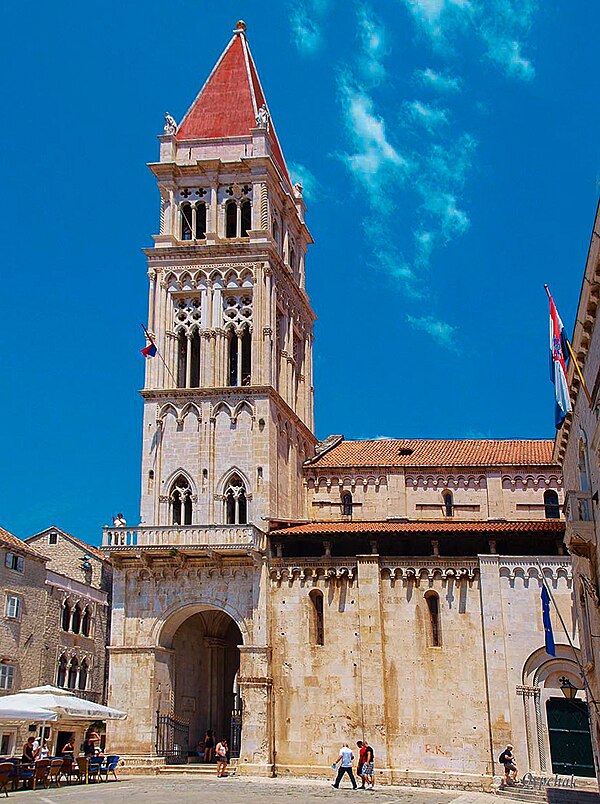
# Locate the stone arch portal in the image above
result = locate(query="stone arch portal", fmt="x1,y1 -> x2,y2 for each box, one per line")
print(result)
158,606 -> 244,761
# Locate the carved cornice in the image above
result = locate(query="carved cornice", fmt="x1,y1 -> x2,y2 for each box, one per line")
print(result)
380,560 -> 479,583
269,562 -> 356,584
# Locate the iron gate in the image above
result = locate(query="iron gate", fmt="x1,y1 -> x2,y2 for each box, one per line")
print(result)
230,696 -> 243,759
156,710 -> 189,765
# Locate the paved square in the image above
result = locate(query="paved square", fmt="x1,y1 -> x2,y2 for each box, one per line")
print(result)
16,776 -> 518,804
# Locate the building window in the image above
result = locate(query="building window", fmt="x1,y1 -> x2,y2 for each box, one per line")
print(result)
61,600 -> 71,632
425,592 -> 441,647
56,655 -> 67,688
67,657 -> 79,689
5,595 -> 21,620
240,199 -> 251,237
181,203 -> 193,240
49,532 -> 58,545
71,604 -> 82,635
4,553 -> 23,573
78,660 -> 89,691
177,333 -> 187,388
225,200 -> 237,238
544,490 -> 560,519
224,474 -> 248,525
0,733 -> 13,755
228,327 -> 252,387
342,492 -> 353,517
309,590 -> 324,646
81,606 -> 91,637
171,475 -> 193,525
442,491 -> 453,518
195,202 -> 206,239
0,664 -> 15,691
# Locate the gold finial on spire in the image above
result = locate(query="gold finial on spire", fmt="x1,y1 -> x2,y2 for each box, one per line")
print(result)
235,20 -> 247,33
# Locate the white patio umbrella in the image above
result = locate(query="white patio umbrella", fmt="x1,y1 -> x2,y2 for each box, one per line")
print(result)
0,697 -> 58,723
0,686 -> 126,721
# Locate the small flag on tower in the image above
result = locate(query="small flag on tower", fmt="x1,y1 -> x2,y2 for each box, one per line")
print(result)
141,325 -> 157,358
541,586 -> 556,657
545,286 -> 572,429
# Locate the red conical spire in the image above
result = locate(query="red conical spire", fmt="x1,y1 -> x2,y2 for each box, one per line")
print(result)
176,22 -> 289,182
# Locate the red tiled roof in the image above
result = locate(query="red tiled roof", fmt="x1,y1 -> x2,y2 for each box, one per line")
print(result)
272,520 -> 565,537
0,526 -> 47,560
176,31 -> 290,182
309,439 -> 557,469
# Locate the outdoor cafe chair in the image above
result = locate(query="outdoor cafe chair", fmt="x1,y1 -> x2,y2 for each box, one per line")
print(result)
47,758 -> 64,788
0,762 -> 12,797
100,755 -> 120,782
19,758 -> 50,790
74,756 -> 88,784
58,755 -> 77,784
87,756 -> 102,783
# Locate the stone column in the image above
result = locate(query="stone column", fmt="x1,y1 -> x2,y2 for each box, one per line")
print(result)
237,645 -> 273,775
356,555 -> 391,773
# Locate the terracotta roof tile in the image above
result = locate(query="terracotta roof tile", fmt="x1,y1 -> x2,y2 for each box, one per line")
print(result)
309,438 -> 556,469
176,31 -> 290,182
0,526 -> 47,560
272,520 -> 565,537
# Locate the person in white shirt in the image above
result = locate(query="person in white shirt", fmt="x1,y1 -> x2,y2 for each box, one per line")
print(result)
332,742 -> 357,789
113,513 -> 127,527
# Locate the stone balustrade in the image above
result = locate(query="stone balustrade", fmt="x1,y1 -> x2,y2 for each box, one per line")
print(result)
102,524 -> 266,554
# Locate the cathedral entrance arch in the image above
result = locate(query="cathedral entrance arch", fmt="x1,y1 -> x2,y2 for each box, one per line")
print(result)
158,606 -> 244,761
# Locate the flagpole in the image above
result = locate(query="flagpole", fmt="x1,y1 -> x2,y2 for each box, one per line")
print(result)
535,559 -> 600,717
140,323 -> 177,386
544,285 -> 592,406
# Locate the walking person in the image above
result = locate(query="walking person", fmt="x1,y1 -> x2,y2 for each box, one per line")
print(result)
362,740 -> 375,790
499,744 -> 517,786
215,737 -> 229,777
356,741 -> 368,789
331,742 -> 357,789
203,730 -> 215,763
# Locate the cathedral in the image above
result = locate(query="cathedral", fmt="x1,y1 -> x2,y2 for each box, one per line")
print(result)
104,22 -> 594,788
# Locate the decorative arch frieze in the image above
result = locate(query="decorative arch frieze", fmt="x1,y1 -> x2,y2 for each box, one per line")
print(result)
497,559 -> 572,586
379,561 -> 479,584
502,474 -> 563,490
406,474 -> 487,489
269,564 -> 356,585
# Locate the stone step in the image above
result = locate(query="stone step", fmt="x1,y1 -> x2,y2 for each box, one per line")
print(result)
496,787 -> 546,802
496,785 -> 600,804
157,764 -> 237,776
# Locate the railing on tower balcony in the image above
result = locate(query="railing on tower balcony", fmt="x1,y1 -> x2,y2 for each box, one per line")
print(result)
102,524 -> 266,553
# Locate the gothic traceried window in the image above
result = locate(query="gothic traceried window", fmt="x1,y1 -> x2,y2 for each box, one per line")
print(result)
240,199 -> 251,237
78,659 -> 88,691
71,603 -> 81,635
67,657 -> 79,689
224,474 -> 248,525
224,293 -> 253,386
171,475 -> 193,525
81,606 -> 91,637
181,203 -> 193,241
195,202 -> 206,239
174,297 -> 202,388
61,600 -> 71,632
56,655 -> 67,688
225,200 -> 237,238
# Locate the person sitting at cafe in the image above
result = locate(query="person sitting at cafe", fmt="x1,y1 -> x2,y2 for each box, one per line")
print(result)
21,736 -> 37,763
61,735 -> 75,756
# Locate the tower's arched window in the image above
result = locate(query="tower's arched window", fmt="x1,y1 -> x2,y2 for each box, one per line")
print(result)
56,655 -> 67,688
190,330 -> 201,388
177,333 -> 188,388
61,600 -> 71,632
71,604 -> 81,635
309,589 -> 324,646
228,332 -> 239,387
224,474 -> 247,525
171,475 -> 193,526
181,203 -> 193,241
579,439 -> 590,492
342,492 -> 353,516
78,660 -> 88,691
544,489 -> 560,519
225,200 -> 237,238
195,202 -> 206,239
240,200 -> 251,237
272,219 -> 279,250
425,591 -> 441,647
81,606 -> 91,637
442,491 -> 453,517
67,657 -> 79,689
241,328 -> 251,385
289,247 -> 296,273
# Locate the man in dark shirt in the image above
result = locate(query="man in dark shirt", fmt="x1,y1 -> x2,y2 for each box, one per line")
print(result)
362,742 -> 375,790
356,741 -> 367,789
499,744 -> 517,785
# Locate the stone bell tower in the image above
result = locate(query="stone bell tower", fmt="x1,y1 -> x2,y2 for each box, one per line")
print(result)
140,20 -> 316,530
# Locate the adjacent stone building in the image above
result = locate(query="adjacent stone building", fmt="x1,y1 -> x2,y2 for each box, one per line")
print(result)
555,199 -> 600,787
0,525 -> 111,756
103,22 -> 595,788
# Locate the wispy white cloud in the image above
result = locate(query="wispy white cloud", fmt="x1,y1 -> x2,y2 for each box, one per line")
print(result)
401,0 -> 473,41
356,4 -> 388,85
416,67 -> 462,92
290,0 -> 332,54
339,76 -> 410,207
406,313 -> 458,350
484,36 -> 534,79
289,161 -> 320,201
406,100 -> 450,131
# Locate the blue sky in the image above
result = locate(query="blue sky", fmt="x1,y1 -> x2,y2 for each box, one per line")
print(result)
1,2 -> 598,543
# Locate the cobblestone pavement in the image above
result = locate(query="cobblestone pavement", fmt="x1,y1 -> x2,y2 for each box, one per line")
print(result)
16,775 -> 523,804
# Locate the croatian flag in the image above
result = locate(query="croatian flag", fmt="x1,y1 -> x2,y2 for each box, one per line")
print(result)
541,586 -> 556,657
141,341 -> 157,358
548,289 -> 572,429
